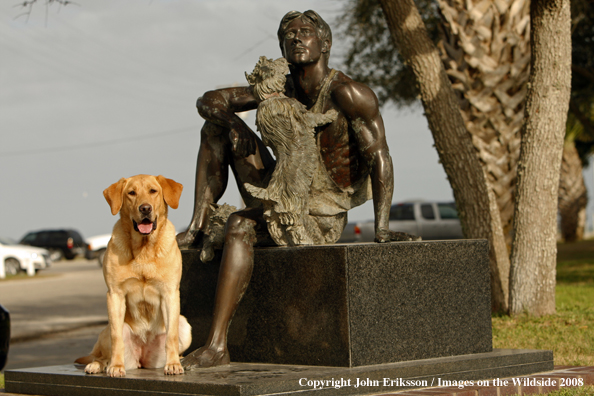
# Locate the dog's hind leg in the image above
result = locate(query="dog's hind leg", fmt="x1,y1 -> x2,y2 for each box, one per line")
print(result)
84,357 -> 109,374
244,183 -> 269,201
179,315 -> 192,355
123,324 -> 143,370
77,326 -> 111,374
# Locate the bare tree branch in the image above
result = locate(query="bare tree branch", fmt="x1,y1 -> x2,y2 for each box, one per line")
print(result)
13,0 -> 77,24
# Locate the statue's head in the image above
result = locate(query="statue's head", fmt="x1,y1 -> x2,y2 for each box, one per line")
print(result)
277,10 -> 332,66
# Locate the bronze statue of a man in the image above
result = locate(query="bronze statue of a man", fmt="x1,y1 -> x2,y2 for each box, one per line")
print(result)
179,10 -> 417,369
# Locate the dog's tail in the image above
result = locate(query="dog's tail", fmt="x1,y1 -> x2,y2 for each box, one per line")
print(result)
74,355 -> 94,365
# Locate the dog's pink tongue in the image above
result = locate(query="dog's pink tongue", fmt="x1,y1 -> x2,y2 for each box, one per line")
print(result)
138,222 -> 153,234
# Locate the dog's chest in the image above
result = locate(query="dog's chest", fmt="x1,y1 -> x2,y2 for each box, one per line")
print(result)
123,275 -> 163,328
121,261 -> 163,301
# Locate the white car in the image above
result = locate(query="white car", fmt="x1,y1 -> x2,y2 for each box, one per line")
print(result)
0,237 -> 52,278
85,234 -> 111,266
338,201 -> 464,242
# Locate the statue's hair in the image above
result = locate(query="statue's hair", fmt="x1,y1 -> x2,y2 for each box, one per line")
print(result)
277,10 -> 332,57
245,56 -> 289,102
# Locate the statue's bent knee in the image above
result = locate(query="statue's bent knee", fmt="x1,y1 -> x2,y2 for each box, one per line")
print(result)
225,213 -> 257,245
202,121 -> 228,137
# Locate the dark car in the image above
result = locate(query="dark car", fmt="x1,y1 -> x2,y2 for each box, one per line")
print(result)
20,229 -> 87,261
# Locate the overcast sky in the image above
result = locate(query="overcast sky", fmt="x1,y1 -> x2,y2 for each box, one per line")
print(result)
1,0 -> 591,241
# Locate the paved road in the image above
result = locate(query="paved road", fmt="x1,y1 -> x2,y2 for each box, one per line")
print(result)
0,259 -> 108,371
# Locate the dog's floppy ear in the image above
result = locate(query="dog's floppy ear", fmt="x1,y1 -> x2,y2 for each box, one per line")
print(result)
103,178 -> 126,215
157,175 -> 183,209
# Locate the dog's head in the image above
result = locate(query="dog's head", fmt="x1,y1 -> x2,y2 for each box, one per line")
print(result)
245,56 -> 289,102
103,175 -> 183,236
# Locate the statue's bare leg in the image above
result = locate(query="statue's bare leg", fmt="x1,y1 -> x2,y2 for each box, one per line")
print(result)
177,122 -> 229,248
181,208 -> 264,369
176,122 -> 274,248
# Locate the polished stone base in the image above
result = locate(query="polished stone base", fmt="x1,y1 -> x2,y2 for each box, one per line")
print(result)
180,240 -> 493,367
4,349 -> 554,396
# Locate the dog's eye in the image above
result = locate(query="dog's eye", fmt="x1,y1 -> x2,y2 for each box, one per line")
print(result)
128,191 -> 136,196
149,189 -> 157,194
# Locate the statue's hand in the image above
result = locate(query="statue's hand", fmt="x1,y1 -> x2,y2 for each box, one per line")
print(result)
229,126 -> 257,158
374,228 -> 421,243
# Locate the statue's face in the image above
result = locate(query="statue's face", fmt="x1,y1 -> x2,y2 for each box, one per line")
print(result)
281,18 -> 328,66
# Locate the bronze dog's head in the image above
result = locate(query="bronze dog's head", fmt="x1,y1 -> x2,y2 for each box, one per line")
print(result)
103,175 -> 183,236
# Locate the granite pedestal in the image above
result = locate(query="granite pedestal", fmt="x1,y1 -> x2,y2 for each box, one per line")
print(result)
5,349 -> 554,396
5,240 -> 555,396
181,240 -> 493,367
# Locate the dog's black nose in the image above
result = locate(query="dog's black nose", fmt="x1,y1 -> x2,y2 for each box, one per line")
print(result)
139,204 -> 152,215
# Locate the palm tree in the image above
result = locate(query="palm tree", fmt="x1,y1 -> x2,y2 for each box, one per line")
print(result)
558,137 -> 587,242
557,0 -> 594,243
436,0 -> 530,248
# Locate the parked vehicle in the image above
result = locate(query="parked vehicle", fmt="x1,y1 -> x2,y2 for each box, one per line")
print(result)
0,236 -> 51,277
85,233 -> 111,266
19,229 -> 87,261
338,201 -> 464,243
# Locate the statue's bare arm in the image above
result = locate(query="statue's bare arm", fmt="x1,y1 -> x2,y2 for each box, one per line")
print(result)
196,86 -> 259,158
333,82 -> 418,242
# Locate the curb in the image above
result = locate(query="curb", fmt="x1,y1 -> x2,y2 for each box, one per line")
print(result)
10,319 -> 107,344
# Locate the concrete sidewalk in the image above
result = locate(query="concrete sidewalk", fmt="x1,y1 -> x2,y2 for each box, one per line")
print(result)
3,324 -> 105,371
0,260 -> 108,373
0,260 -> 107,342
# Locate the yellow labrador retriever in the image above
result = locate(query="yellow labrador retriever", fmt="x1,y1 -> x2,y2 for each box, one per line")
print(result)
76,174 -> 192,377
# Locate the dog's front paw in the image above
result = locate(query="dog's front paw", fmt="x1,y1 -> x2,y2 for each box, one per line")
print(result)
107,364 -> 126,377
164,362 -> 184,375
84,361 -> 103,374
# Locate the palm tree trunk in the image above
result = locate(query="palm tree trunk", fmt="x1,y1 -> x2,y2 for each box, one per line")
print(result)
436,0 -> 531,250
558,142 -> 588,242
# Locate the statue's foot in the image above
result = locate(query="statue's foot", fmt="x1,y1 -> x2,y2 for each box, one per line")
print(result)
181,346 -> 230,370
176,228 -> 202,249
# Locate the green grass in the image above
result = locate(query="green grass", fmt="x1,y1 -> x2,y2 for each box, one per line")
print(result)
492,284 -> 594,365
492,239 -> 594,366
518,386 -> 594,396
557,239 -> 594,284
0,373 -> 3,389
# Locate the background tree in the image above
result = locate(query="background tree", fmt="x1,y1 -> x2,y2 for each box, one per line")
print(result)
559,136 -> 588,243
558,0 -> 594,243
14,0 -> 73,23
509,0 -> 571,315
